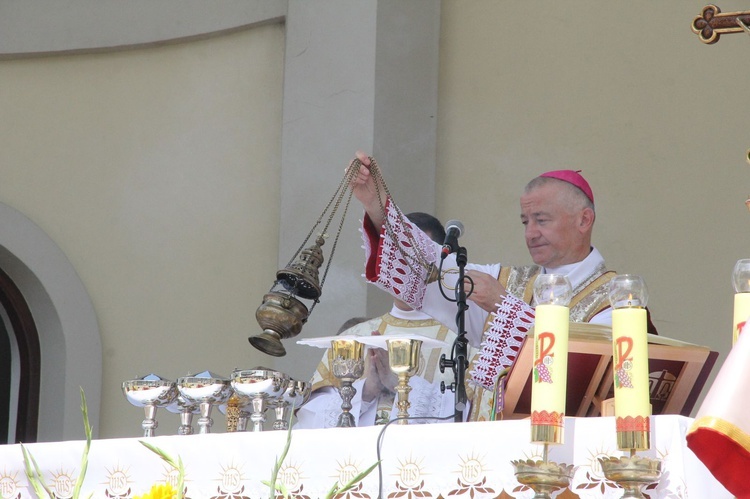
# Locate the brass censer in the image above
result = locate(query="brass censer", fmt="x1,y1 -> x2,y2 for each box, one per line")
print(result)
249,161 -> 360,357
249,157 -> 437,356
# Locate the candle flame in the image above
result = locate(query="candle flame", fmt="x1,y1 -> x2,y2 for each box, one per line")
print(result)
627,293 -> 633,307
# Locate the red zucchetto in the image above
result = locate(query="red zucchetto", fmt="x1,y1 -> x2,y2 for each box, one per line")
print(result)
540,169 -> 594,204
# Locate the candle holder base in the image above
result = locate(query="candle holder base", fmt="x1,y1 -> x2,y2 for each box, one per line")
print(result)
512,459 -> 575,499
599,455 -> 662,498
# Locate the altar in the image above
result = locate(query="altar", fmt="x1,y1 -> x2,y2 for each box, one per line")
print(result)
0,415 -> 730,498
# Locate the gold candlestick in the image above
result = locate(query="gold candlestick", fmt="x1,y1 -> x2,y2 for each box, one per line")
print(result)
387,338 -> 422,424
512,444 -> 575,499
599,450 -> 662,498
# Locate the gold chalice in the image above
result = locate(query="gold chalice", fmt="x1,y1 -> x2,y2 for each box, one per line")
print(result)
387,338 -> 422,424
329,338 -> 365,427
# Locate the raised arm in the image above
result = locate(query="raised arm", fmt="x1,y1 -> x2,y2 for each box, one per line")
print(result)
348,151 -> 388,229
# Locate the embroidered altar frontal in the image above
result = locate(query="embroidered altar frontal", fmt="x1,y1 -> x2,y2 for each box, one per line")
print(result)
0,416 -> 731,498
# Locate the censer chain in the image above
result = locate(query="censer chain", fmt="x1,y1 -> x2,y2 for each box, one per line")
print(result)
283,164 -> 358,270
307,172 -> 357,315
350,157 -> 435,278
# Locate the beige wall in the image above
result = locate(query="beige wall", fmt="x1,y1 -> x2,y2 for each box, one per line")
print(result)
1,1 -> 747,440
0,25 -> 285,438
437,2 -> 749,383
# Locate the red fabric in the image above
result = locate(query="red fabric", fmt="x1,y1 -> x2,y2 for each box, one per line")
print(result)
540,169 -> 594,204
687,427 -> 750,498
362,199 -> 395,284
362,212 -> 383,282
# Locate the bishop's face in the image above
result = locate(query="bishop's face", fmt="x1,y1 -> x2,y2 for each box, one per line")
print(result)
520,183 -> 589,268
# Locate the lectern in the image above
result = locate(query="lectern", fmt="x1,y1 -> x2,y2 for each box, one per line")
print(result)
501,323 -> 718,419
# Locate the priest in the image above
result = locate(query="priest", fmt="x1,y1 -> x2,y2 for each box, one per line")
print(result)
347,151 -> 656,421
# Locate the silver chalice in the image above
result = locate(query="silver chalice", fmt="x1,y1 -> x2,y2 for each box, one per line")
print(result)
271,378 -> 312,431
165,394 -> 200,435
231,367 -> 289,432
176,371 -> 232,434
122,374 -> 178,437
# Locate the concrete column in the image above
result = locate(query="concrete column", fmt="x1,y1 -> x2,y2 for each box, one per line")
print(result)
273,0 -> 440,379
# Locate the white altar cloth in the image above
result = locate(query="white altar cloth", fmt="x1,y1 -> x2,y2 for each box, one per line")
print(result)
0,415 -> 730,498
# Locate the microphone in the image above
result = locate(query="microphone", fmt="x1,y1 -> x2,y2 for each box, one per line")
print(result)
441,220 -> 464,259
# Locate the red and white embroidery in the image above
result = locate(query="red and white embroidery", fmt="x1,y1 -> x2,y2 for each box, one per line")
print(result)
361,202 -> 438,309
361,201 -> 535,391
470,294 -> 535,390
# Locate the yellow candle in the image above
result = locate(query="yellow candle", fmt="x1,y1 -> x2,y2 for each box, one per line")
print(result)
612,306 -> 650,449
530,303 -> 569,444
733,293 -> 750,345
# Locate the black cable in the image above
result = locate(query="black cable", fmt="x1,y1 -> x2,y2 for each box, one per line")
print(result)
374,414 -> 455,499
436,256 -> 475,303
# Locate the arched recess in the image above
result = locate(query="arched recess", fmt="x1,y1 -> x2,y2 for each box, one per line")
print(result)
0,202 -> 101,442
0,264 -> 41,443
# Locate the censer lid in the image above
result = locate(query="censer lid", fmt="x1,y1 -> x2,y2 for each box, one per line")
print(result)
275,236 -> 325,300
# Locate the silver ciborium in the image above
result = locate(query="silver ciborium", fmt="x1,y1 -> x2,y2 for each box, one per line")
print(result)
176,371 -> 232,434
231,367 -> 289,431
271,378 -> 312,431
165,394 -> 200,435
122,374 -> 177,437
330,338 -> 365,427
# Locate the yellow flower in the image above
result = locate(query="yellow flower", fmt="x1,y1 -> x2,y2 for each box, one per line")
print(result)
133,483 -> 177,499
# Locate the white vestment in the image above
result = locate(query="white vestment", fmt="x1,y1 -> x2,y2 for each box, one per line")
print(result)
294,306 -> 478,429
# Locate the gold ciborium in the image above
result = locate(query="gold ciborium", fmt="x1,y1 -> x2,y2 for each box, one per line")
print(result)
599,451 -> 662,498
512,446 -> 575,499
330,338 -> 365,427
387,338 -> 422,424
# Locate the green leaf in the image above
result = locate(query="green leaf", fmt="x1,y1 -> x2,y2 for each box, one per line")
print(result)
72,387 -> 93,499
267,417 -> 294,499
138,440 -> 185,499
260,479 -> 290,499
325,460 -> 380,499
20,443 -> 55,498
264,400 -> 297,499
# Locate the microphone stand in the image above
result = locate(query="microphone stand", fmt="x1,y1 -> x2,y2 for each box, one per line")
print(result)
440,245 -> 469,422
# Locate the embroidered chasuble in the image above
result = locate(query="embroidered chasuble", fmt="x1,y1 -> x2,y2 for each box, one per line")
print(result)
468,264 -> 616,422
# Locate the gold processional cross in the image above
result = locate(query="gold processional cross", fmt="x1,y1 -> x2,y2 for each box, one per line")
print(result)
692,4 -> 750,43
691,5 -> 750,210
